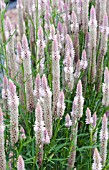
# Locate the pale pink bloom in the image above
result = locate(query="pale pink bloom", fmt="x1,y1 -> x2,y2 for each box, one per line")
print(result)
5,17 -> 16,78
34,102 -> 44,145
80,50 -> 88,70
22,34 -> 34,112
17,0 -> 25,39
88,6 -> 97,82
86,108 -> 93,124
92,112 -> 97,128
92,148 -> 102,170
0,0 -> 6,10
74,80 -> 84,119
20,127 -> 26,139
2,76 -> 9,111
49,24 -> 55,40
17,0 -> 23,9
64,55 -> 74,90
57,0 -> 64,13
5,16 -> 13,40
34,74 -> 41,104
42,128 -> 50,144
102,67 -> 109,106
41,74 -> 48,92
92,112 -> 98,143
57,22 -> 63,35
99,0 -> 107,26
100,114 -> 108,166
2,76 -> 9,99
66,34 -> 75,63
71,11 -> 79,33
8,81 -> 19,145
0,108 -> 6,170
37,27 -> 45,74
17,42 -> 23,64
74,60 -> 81,78
65,114 -> 72,127
82,0 -> 89,34
100,15 -> 109,56
57,91 -> 65,118
52,38 -> 60,116
41,76 -> 52,138
17,155 -> 25,170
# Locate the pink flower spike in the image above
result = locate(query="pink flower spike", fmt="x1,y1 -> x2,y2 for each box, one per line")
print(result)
17,42 -> 22,56
5,16 -> 12,33
90,6 -> 96,21
42,74 -> 48,91
22,34 -> 28,50
3,76 -> 8,89
42,128 -> 50,144
92,148 -> 102,170
38,27 -> 44,40
17,0 -> 23,9
57,91 -> 65,118
17,155 -> 25,170
9,80 -> 16,94
86,108 -> 93,124
0,108 -> 6,170
80,50 -> 88,70
76,80 -> 82,96
65,114 -> 72,128
57,22 -> 63,34
92,112 -> 97,128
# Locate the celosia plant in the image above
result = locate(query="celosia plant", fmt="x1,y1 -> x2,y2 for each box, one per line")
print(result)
0,0 -> 109,169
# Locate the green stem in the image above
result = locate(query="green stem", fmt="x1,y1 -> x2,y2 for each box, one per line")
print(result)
89,126 -> 92,170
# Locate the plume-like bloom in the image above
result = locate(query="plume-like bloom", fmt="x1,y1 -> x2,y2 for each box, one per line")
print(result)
41,75 -> 52,138
42,128 -> 50,144
34,74 -> 41,105
86,108 -> 93,124
8,80 -> 19,145
65,114 -> 72,127
22,34 -> 34,112
71,11 -> 79,63
17,155 -> 25,170
34,102 -> 44,166
82,0 -> 89,34
5,17 -> 17,78
89,6 -> 97,82
34,102 -> 44,145
74,59 -> 81,78
64,55 -> 74,90
92,148 -> 102,170
2,76 -> 9,111
20,126 -> 26,139
17,42 -> 25,106
37,27 -> 45,74
29,0 -> 36,53
100,14 -> 108,57
99,0 -> 107,26
57,91 -> 65,118
0,108 -> 6,170
96,15 -> 109,91
73,80 -> 84,119
102,67 -> 109,106
80,50 -> 88,70
100,114 -> 108,166
66,34 -> 75,65
49,24 -> 55,40
0,0 -> 6,11
17,0 -> 25,39
92,112 -> 98,143
52,38 -> 60,116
